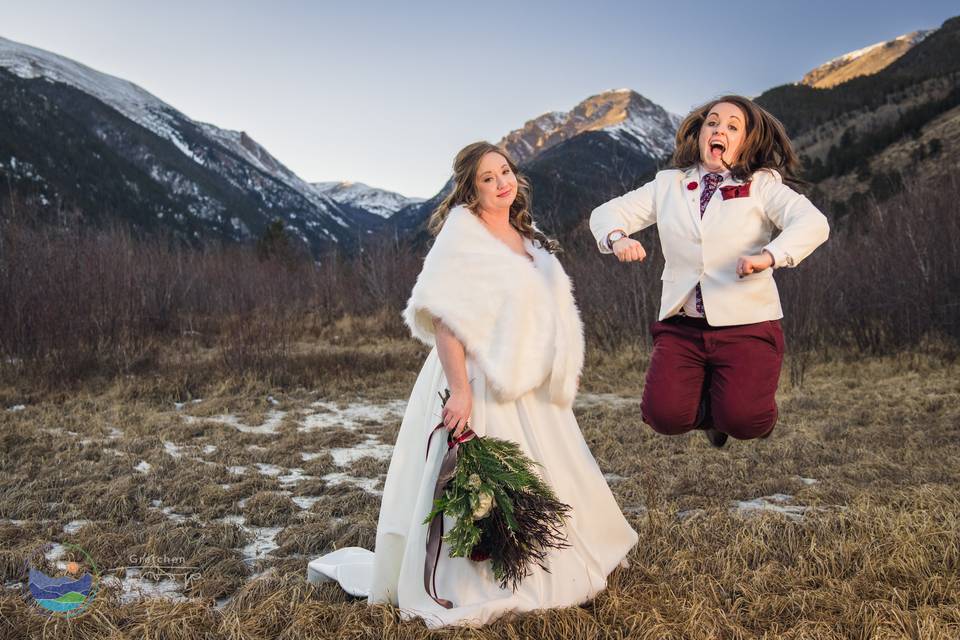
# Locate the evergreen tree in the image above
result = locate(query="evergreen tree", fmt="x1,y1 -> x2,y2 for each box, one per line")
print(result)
256,218 -> 291,261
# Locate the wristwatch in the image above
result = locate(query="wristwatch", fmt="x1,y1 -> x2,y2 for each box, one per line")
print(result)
606,230 -> 627,250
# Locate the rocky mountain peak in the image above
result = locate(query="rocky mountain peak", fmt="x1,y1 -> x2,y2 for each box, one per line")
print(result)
498,89 -> 680,165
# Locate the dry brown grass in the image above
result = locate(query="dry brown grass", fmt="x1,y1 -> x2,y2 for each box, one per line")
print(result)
0,339 -> 957,639
245,492 -> 299,528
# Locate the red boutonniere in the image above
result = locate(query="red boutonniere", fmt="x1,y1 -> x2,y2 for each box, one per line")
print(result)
686,181 -> 698,191
720,182 -> 751,200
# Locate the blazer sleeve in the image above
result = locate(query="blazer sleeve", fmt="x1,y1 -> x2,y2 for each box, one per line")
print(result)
757,170 -> 830,268
589,177 -> 659,254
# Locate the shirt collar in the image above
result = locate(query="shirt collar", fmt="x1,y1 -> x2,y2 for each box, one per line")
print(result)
698,163 -> 731,182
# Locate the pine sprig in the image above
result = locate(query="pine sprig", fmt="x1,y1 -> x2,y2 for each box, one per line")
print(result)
424,389 -> 572,591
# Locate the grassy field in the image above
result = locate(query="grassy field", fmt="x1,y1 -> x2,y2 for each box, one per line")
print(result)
0,331 -> 958,639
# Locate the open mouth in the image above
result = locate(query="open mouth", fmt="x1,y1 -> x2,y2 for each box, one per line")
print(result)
709,140 -> 726,157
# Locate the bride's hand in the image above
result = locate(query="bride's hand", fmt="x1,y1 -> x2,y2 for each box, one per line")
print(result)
443,388 -> 473,438
613,237 -> 646,263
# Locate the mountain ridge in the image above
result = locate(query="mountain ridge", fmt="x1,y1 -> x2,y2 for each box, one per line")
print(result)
0,35 -> 383,254
800,29 -> 935,89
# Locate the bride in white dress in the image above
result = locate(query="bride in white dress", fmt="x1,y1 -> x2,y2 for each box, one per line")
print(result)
308,141 -> 638,628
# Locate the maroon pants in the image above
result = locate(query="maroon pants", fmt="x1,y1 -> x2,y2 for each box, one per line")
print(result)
641,315 -> 785,440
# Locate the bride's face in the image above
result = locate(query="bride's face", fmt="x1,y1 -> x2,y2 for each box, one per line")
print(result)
474,151 -> 517,213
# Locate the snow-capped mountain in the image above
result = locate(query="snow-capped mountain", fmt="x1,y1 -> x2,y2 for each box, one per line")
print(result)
312,181 -> 424,219
800,30 -> 935,89
498,89 -> 681,165
0,35 -> 681,252
0,35 -> 383,253
393,88 -> 679,237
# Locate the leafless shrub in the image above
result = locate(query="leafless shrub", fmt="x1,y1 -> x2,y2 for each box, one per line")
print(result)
1,175 -> 956,391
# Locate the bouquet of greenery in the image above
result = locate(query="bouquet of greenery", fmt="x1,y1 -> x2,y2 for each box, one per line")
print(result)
424,389 -> 572,594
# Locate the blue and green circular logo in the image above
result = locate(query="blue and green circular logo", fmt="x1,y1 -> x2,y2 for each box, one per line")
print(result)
26,542 -> 100,618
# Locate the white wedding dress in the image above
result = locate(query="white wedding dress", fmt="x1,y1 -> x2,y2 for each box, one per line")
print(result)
307,206 -> 638,628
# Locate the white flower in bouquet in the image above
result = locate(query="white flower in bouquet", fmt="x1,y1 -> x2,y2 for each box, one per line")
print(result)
471,491 -> 496,520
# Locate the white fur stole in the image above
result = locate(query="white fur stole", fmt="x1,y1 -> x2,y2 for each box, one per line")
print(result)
402,205 -> 584,407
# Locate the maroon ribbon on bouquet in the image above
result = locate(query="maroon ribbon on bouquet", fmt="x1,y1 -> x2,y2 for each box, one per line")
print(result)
423,423 -> 475,609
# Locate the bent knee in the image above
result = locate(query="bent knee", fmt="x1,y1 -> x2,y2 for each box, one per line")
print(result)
714,404 -> 778,440
641,400 -> 698,436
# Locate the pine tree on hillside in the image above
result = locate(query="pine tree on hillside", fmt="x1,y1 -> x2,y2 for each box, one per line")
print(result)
256,218 -> 291,261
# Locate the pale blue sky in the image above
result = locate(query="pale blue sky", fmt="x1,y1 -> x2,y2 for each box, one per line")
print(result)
1,1 -> 955,197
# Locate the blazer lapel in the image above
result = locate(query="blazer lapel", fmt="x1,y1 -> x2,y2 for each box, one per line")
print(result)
681,166 -> 701,236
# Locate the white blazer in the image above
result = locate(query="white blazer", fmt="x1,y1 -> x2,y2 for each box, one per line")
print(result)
590,166 -> 830,326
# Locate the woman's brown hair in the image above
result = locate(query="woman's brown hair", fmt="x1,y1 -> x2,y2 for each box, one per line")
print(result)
428,141 -> 560,252
671,95 -> 803,185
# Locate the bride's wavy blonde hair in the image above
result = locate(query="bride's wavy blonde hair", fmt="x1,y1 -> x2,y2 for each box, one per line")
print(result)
428,141 -> 560,253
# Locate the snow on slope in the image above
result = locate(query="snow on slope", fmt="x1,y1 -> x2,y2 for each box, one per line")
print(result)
800,29 -> 936,89
499,88 -> 681,164
312,181 -> 424,219
0,35 -> 350,225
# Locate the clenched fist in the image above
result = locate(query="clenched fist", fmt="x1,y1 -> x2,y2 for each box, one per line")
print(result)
736,250 -> 775,277
612,237 -> 646,263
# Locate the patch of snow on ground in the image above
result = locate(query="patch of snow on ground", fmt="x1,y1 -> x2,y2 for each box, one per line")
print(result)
241,525 -> 282,561
299,399 -> 406,432
603,472 -> 628,483
44,543 -> 66,563
329,436 -> 393,467
253,463 -> 283,477
574,393 -> 641,408
182,410 -> 287,435
214,515 -> 281,563
292,496 -> 322,509
63,520 -> 90,535
733,494 -> 810,520
161,507 -> 192,523
163,442 -> 183,458
277,468 -> 313,486
249,463 -> 313,486
322,472 -> 382,495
